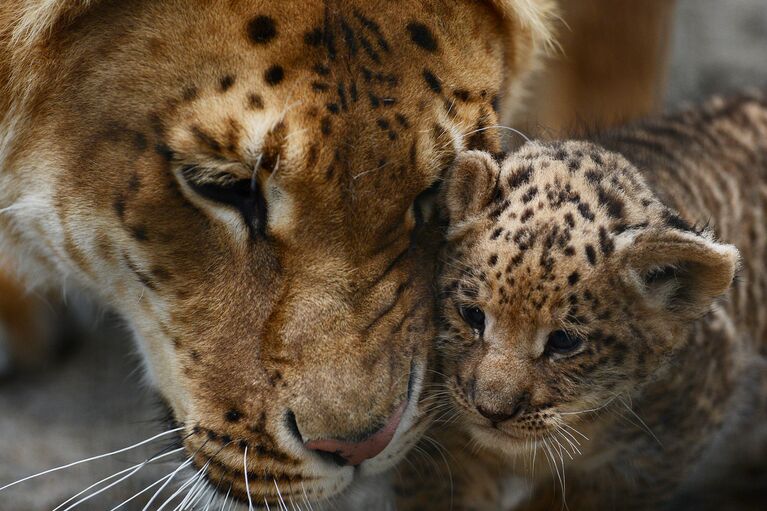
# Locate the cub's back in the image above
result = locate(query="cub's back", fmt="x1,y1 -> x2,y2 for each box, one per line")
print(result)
599,91 -> 767,349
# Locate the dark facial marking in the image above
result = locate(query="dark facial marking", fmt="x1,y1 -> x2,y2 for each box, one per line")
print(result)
453,89 -> 470,102
422,69 -> 442,94
219,75 -> 235,92
181,86 -> 198,102
247,93 -> 264,110
154,143 -> 174,162
133,132 -> 148,151
130,225 -> 149,242
340,19 -> 358,56
304,27 -> 323,46
311,81 -> 330,92
247,15 -> 277,44
320,117 -> 332,136
407,22 -> 438,52
264,65 -> 285,86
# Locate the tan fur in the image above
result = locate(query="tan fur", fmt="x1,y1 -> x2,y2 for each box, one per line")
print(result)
0,0 -> 553,505
405,92 -> 767,510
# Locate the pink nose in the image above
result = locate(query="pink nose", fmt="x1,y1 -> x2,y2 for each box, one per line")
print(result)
305,402 -> 406,466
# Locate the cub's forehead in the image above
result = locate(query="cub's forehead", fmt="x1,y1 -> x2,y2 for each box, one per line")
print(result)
449,141 -> 660,310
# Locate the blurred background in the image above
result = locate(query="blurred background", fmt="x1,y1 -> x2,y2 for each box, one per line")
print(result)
1,0 -> 766,508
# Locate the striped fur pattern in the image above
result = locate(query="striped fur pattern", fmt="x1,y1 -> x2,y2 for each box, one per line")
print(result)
424,91 -> 767,510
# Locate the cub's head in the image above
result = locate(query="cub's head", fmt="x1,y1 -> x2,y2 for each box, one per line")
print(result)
439,143 -> 739,454
0,0 -> 554,505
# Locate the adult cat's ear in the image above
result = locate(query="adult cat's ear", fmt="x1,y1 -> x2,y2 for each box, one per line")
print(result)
441,151 -> 500,227
478,0 -> 558,121
623,226 -> 740,320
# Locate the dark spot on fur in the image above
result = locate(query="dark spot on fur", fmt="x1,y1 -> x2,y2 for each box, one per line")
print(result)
247,93 -> 264,110
133,132 -> 148,151
407,22 -> 438,52
219,75 -> 235,92
395,113 -> 410,128
313,63 -> 331,76
113,196 -> 126,220
305,27 -> 323,46
585,244 -> 597,265
488,254 -> 498,267
181,86 -> 198,102
597,187 -> 624,219
577,203 -> 595,221
490,227 -> 503,240
422,69 -> 442,94
264,65 -> 285,86
154,143 -> 174,161
337,83 -> 348,110
522,186 -> 538,203
453,89 -> 470,102
340,19 -> 357,56
568,271 -> 580,285
520,208 -> 534,223
247,16 -> 277,44
130,225 -> 149,242
320,117 -> 332,136
599,226 -> 615,256
508,165 -> 533,189
564,246 -> 576,256
326,103 -> 340,114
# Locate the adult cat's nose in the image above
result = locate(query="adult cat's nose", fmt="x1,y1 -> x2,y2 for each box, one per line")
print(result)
304,402 -> 406,466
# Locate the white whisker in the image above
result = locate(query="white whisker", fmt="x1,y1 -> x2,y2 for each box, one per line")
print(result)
244,446 -> 254,511
56,447 -> 184,511
0,427 -> 184,493
147,441 -> 208,511
274,479 -> 288,511
109,464 -> 184,511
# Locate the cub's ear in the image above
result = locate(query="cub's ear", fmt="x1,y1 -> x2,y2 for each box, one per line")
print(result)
441,151 -> 500,226
623,227 -> 740,319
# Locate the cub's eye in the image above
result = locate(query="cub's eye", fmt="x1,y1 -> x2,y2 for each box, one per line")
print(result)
546,330 -> 583,355
460,306 -> 486,333
180,166 -> 268,236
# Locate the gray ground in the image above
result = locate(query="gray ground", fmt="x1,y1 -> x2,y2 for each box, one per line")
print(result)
1,0 -> 766,509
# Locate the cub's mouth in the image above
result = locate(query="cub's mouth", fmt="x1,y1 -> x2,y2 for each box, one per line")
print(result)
162,361 -> 429,509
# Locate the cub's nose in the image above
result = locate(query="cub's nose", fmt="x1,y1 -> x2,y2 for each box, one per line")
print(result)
305,402 -> 406,466
476,393 -> 529,424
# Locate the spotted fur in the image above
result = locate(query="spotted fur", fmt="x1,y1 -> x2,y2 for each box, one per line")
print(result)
0,0 -> 558,506
424,91 -> 767,510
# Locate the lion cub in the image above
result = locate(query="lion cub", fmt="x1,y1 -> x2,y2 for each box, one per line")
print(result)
428,92 -> 767,510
